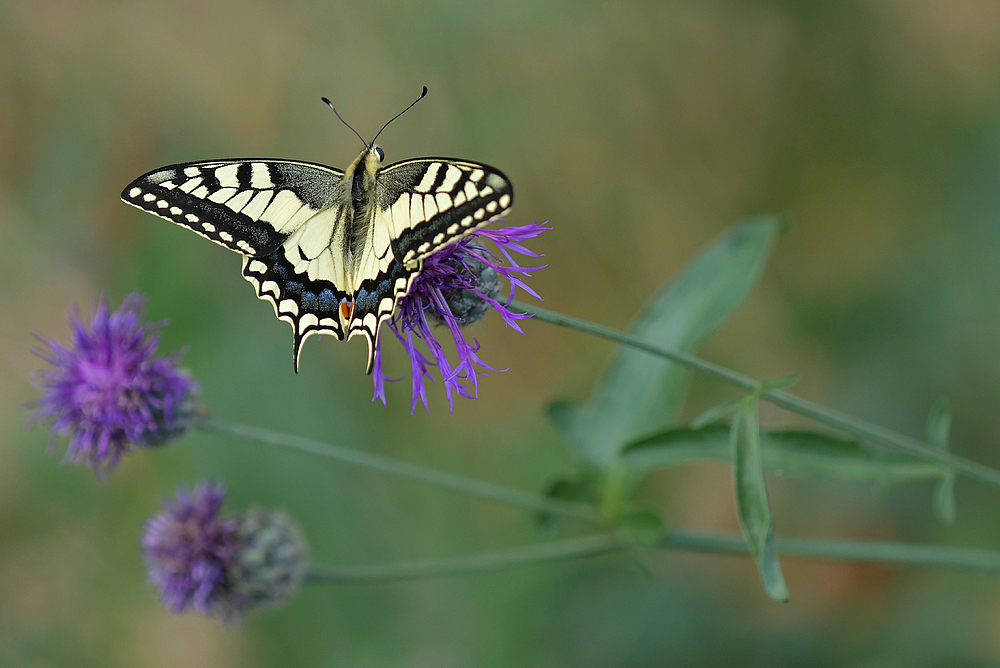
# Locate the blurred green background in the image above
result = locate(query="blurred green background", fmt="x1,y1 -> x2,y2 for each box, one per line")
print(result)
4,0 -> 1000,665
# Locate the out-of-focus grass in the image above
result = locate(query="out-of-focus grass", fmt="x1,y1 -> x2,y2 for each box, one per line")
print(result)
4,1 -> 1000,665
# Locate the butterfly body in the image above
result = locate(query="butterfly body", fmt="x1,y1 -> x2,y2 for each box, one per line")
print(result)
122,144 -> 513,372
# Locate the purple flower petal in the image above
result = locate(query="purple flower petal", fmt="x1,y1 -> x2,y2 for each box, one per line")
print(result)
142,484 -> 306,619
142,483 -> 240,617
30,294 -> 199,474
372,221 -> 550,412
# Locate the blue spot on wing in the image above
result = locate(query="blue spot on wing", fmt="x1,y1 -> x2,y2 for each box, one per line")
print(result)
319,289 -> 337,310
355,287 -> 378,312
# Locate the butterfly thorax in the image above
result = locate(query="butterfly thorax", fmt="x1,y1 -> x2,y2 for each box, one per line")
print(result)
340,147 -> 383,272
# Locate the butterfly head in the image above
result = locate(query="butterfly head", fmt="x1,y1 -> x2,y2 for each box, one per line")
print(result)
347,145 -> 384,207
363,144 -> 385,173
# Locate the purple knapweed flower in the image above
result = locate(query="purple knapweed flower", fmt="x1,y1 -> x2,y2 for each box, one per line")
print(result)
372,221 -> 550,412
30,294 -> 199,474
142,483 -> 306,620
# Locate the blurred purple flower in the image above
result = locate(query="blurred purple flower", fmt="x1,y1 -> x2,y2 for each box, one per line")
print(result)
142,483 -> 306,620
143,483 -> 239,617
373,222 -> 550,412
30,294 -> 198,473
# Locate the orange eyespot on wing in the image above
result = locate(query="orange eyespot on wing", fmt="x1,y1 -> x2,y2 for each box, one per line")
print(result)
340,300 -> 354,321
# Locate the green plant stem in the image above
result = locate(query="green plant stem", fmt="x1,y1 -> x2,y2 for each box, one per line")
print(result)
198,418 -> 602,524
306,533 -> 622,582
512,300 -> 1000,490
667,530 -> 1000,570
305,529 -> 1000,583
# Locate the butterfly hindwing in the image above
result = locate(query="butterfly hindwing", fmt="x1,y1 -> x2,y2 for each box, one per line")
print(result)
241,248 -> 351,352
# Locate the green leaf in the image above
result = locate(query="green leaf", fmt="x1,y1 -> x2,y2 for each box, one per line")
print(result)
732,399 -> 788,602
565,216 -> 784,471
925,396 -> 951,447
761,431 -> 947,485
622,425 -> 950,486
755,532 -> 789,602
623,423 -> 732,467
934,475 -> 956,525
926,396 -> 956,524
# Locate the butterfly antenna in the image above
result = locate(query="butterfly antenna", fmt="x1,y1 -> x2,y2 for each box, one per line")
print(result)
321,96 -> 368,149
370,86 -> 428,145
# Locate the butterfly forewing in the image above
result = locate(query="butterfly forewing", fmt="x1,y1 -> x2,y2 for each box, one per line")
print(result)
376,159 -> 514,265
121,159 -> 344,256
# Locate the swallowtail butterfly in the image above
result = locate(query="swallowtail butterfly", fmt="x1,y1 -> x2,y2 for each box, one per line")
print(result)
121,88 -> 513,373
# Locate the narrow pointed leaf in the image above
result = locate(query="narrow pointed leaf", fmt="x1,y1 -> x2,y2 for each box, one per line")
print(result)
622,425 -> 950,486
566,216 -> 784,470
934,475 -> 956,525
732,400 -> 788,601
925,396 -> 951,447
926,396 -> 956,524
